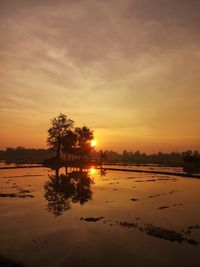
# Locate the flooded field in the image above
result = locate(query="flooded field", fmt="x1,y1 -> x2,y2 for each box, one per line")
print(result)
0,166 -> 200,267
102,164 -> 200,175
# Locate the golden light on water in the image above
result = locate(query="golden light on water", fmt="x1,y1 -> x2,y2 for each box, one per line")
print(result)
89,168 -> 96,175
91,140 -> 97,147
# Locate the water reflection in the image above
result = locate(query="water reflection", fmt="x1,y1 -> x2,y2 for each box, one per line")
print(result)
44,168 -> 94,216
98,168 -> 107,177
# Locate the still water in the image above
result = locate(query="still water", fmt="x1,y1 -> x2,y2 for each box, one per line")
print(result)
0,166 -> 200,267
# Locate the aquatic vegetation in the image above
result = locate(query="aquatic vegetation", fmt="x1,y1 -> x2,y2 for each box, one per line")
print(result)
80,217 -> 104,222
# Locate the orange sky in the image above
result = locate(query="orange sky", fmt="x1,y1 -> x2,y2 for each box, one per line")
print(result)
0,0 -> 200,153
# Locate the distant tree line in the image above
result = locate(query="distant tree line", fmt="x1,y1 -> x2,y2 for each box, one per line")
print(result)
0,147 -> 55,164
98,150 -> 200,166
1,147 -> 199,166
182,150 -> 200,163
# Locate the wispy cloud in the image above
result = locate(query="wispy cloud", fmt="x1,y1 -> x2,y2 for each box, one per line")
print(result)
0,0 -> 200,151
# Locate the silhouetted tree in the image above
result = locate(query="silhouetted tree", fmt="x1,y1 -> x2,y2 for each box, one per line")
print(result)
61,130 -> 77,160
122,150 -> 130,163
182,150 -> 200,163
75,126 -> 94,159
47,114 -> 74,159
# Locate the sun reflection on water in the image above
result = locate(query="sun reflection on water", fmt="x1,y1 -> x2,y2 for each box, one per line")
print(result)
89,167 -> 96,175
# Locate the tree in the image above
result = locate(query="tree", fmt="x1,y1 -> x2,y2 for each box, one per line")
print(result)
75,126 -> 94,159
99,150 -> 107,164
61,130 -> 77,159
47,114 -> 74,159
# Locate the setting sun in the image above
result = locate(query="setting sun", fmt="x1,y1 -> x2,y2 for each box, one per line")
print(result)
91,140 -> 97,147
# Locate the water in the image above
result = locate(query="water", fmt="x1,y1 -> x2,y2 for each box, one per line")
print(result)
103,163 -> 200,174
0,166 -> 200,267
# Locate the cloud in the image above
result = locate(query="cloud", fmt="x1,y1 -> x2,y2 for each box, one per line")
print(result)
0,0 -> 200,151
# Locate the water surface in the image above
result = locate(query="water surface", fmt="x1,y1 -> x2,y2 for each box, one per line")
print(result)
0,167 -> 200,267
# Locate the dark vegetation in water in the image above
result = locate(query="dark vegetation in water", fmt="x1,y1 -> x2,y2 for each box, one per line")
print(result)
0,190 -> 34,198
148,193 -> 166,198
0,254 -> 25,267
143,224 -> 198,245
172,203 -> 182,207
158,178 -> 173,181
158,206 -> 169,209
117,221 -> 199,245
80,216 -> 104,222
130,198 -> 139,201
182,225 -> 200,235
105,200 -> 116,203
79,214 -> 199,245
187,225 -> 200,230
148,191 -> 176,198
118,221 -> 137,228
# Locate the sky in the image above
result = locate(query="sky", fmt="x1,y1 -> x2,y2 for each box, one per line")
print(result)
0,0 -> 200,152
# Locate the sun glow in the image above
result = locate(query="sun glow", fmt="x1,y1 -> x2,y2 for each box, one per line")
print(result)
91,140 -> 97,147
89,168 -> 96,174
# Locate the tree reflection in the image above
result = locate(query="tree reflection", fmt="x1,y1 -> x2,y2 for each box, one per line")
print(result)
98,167 -> 107,177
44,168 -> 93,216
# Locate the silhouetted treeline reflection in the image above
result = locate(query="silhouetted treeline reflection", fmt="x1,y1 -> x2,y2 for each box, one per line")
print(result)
44,168 -> 94,216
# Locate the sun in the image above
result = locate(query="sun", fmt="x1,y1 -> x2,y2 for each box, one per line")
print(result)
91,140 -> 97,147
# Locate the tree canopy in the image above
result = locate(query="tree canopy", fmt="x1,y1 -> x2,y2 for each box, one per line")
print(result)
75,126 -> 94,157
47,113 -> 74,158
47,114 -> 94,160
